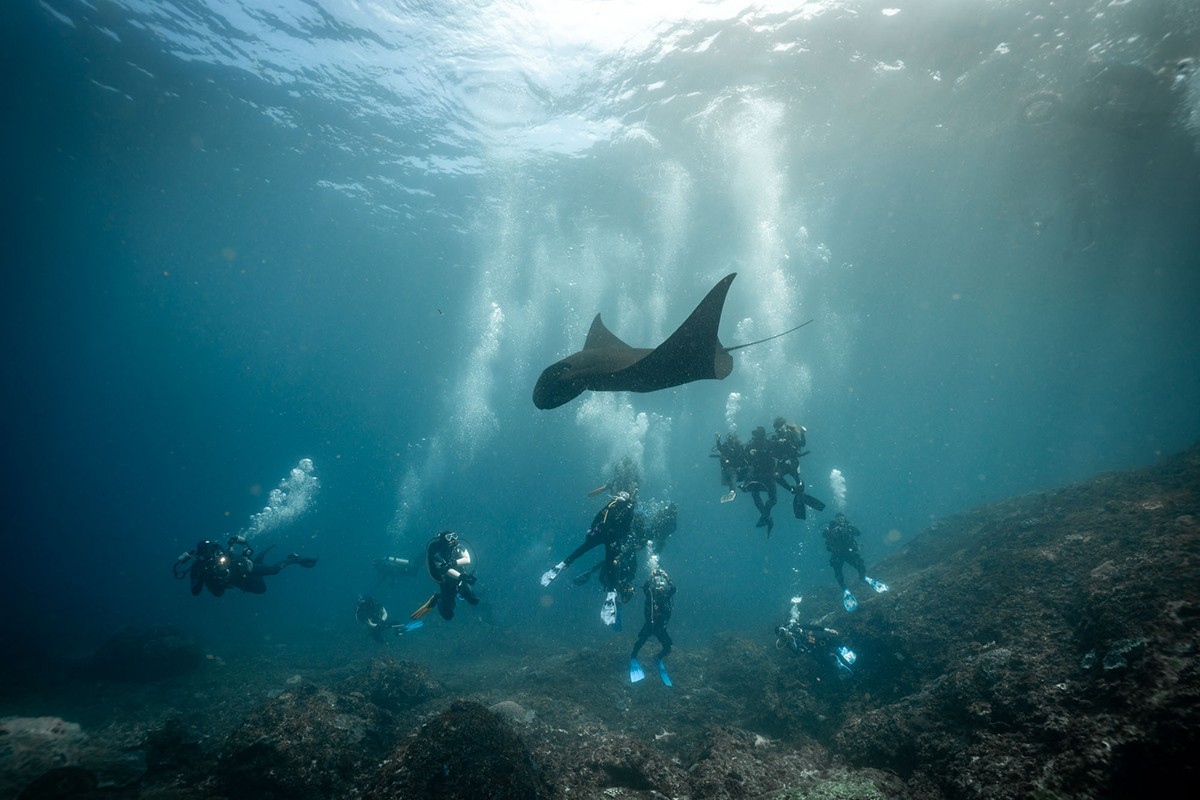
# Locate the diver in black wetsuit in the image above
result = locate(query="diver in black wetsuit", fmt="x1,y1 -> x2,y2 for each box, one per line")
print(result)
822,513 -> 889,611
711,431 -> 747,501
769,416 -> 826,519
355,595 -> 423,642
173,536 -> 317,597
573,499 -> 677,586
744,427 -> 778,536
775,619 -> 855,677
411,530 -> 479,621
770,417 -> 805,492
541,492 -> 637,625
631,569 -> 675,663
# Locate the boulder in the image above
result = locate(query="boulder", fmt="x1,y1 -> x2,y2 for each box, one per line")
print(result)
367,699 -> 544,800
337,654 -> 443,713
218,683 -> 397,800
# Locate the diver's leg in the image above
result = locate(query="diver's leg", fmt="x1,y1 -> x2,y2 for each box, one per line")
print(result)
752,489 -> 769,525
438,582 -> 457,620
458,581 -> 480,606
632,622 -> 652,659
851,552 -> 867,583
238,576 -> 268,594
830,555 -> 847,590
656,626 -> 673,660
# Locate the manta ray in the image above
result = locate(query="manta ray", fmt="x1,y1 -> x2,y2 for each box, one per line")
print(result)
532,273 -> 809,410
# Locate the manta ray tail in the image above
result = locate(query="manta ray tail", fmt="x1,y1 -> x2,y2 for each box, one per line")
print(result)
723,319 -> 813,353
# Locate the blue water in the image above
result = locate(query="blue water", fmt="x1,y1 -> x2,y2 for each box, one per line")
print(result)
4,0 -> 1199,655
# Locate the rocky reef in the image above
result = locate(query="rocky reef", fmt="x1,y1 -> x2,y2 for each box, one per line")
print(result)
1,443 -> 1196,799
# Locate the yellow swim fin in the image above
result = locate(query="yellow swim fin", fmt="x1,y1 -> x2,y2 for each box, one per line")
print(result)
411,594 -> 438,620
587,482 -> 610,497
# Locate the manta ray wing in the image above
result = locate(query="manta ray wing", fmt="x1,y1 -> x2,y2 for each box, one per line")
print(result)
608,273 -> 736,392
583,314 -> 635,351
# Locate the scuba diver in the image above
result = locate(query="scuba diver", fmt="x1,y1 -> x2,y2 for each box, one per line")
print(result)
769,417 -> 826,520
541,491 -> 638,626
775,620 -> 856,677
355,595 -> 423,642
743,427 -> 778,536
411,530 -> 479,621
822,513 -> 889,611
630,568 -> 676,685
770,416 -> 806,492
711,431 -> 748,503
173,536 -> 317,597
372,555 -> 420,586
572,499 -> 678,585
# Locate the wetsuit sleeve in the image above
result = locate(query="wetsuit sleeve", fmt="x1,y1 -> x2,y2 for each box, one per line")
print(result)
430,550 -> 450,577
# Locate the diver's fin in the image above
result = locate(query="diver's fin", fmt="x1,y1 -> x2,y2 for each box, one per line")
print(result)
291,555 -> 318,568
572,572 -> 592,586
588,482 -> 611,497
541,561 -> 567,587
396,620 -> 424,635
804,494 -> 826,512
720,490 -> 736,503
411,594 -> 438,620
865,577 -> 889,594
630,658 -> 645,683
612,603 -> 623,632
842,589 -> 858,612
793,492 -> 807,519
657,659 -> 672,686
601,592 -> 618,626
255,544 -> 276,564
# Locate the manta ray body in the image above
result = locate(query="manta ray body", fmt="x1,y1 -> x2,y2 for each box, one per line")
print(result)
533,273 -> 807,410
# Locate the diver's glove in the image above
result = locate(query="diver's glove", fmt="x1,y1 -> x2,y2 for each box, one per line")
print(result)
540,561 -> 567,587
172,552 -> 193,579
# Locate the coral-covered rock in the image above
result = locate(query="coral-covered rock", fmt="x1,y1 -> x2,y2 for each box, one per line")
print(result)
829,442 -> 1200,798
337,654 -> 443,713
218,683 -> 397,800
582,735 -> 690,797
367,699 -> 544,800
687,726 -> 827,800
0,716 -> 145,798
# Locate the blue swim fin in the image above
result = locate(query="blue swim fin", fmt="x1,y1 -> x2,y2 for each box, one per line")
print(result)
396,620 -> 424,636
835,646 -> 855,676
842,589 -> 858,612
630,658 -> 645,683
657,659 -> 672,686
